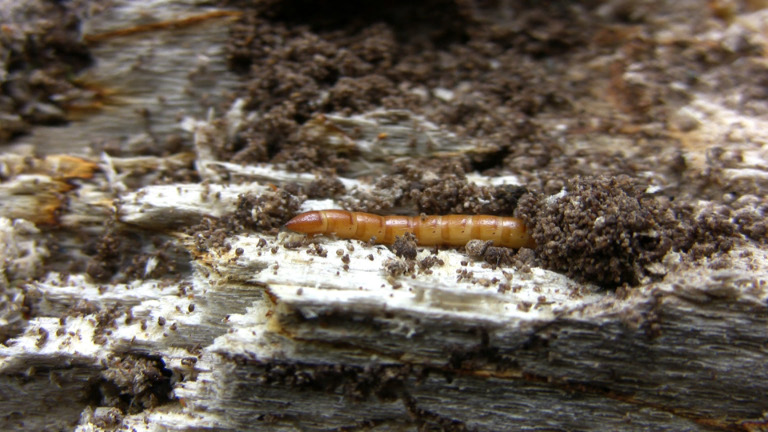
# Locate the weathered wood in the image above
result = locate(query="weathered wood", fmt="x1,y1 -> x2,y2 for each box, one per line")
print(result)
0,1 -> 767,431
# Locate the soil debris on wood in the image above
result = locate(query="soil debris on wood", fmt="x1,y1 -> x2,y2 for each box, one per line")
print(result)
1,1 -> 768,431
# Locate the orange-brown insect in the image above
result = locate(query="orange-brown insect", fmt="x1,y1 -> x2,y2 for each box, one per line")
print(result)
285,210 -> 536,249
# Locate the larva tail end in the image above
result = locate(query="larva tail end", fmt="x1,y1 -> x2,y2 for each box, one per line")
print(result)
285,211 -> 324,234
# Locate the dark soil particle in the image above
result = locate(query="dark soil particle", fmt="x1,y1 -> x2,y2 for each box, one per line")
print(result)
731,195 -> 768,244
95,354 -> 174,415
219,0 -> 768,200
304,175 -> 347,199
392,232 -> 418,260
0,1 -> 92,142
84,224 -> 190,283
188,186 -> 301,254
418,255 -> 444,272
221,0 -> 609,176
384,258 -> 411,278
465,239 -> 535,269
510,248 -> 539,272
349,161 -> 529,216
517,175 -> 740,286
229,189 -> 302,234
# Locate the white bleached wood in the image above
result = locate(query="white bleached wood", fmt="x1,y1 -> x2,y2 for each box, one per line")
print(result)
1,0 -> 768,431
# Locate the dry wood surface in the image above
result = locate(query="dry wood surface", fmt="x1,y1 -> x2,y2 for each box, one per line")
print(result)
0,1 -> 767,431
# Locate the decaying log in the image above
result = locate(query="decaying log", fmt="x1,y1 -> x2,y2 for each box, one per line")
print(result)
0,1 -> 767,431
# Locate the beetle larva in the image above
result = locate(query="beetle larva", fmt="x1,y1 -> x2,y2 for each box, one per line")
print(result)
285,210 -> 536,249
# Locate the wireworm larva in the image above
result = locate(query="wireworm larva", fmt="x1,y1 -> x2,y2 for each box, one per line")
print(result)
285,210 -> 536,249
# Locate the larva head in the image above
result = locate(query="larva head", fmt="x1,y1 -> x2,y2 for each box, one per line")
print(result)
285,211 -> 325,234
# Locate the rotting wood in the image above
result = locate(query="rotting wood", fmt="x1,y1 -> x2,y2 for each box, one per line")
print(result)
0,1 -> 767,431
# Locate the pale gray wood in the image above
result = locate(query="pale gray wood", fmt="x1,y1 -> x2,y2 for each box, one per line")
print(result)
0,1 -> 767,431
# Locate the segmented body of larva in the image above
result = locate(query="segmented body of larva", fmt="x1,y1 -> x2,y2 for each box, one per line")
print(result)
285,210 -> 536,249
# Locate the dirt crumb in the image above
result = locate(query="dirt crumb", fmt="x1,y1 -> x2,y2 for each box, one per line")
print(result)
384,258 -> 412,277
518,175 -> 744,286
674,201 -> 737,260
84,223 -> 189,283
304,175 -> 347,199
97,354 -> 174,414
518,176 -> 676,286
465,239 -> 528,268
392,232 -> 418,259
418,255 -> 443,272
510,248 -> 538,271
349,161 -> 529,215
731,195 -> 767,244
222,0 -> 605,178
228,189 -> 302,234
0,1 -> 92,143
